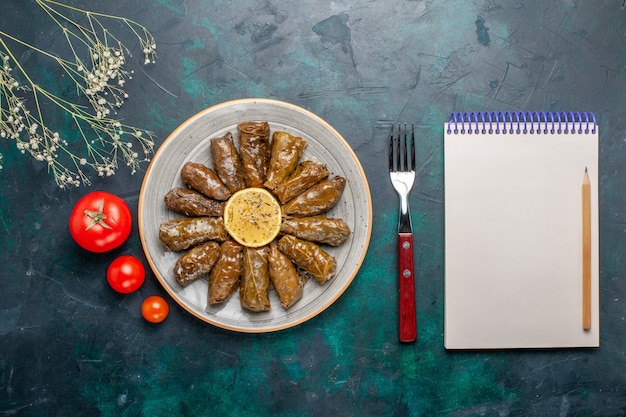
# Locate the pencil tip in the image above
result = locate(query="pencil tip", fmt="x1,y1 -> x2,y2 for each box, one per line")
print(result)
585,166 -> 588,172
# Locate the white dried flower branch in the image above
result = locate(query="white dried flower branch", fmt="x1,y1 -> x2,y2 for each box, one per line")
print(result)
0,0 -> 157,188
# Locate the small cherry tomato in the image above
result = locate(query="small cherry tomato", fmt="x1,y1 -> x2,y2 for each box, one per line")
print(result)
107,255 -> 145,294
141,296 -> 169,323
69,191 -> 132,253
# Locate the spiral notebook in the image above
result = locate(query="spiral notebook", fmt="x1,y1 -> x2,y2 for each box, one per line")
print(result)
444,112 -> 599,349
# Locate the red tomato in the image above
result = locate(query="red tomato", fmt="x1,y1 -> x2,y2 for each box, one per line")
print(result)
107,255 -> 145,294
69,191 -> 132,253
141,296 -> 169,323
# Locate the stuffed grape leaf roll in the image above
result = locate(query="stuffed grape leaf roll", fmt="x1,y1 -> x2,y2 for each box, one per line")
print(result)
159,216 -> 228,251
277,235 -> 336,285
264,131 -> 307,190
280,216 -> 351,246
164,187 -> 225,217
173,241 -> 221,287
181,161 -> 231,201
282,176 -> 346,217
211,131 -> 246,193
268,242 -> 306,309
273,160 -> 329,204
209,240 -> 244,304
238,121 -> 271,188
240,246 -> 271,312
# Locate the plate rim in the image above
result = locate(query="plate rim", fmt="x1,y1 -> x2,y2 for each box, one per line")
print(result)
138,97 -> 372,333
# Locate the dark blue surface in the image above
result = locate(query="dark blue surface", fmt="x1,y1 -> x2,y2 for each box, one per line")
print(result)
1,1 -> 626,415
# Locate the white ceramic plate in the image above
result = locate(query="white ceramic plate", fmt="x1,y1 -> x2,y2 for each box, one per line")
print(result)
138,98 -> 372,332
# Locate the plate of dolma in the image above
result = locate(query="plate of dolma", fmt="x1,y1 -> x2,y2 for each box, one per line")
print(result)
138,98 -> 372,332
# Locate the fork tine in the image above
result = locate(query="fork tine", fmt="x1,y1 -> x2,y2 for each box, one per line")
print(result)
388,124 -> 394,171
396,123 -> 402,171
402,123 -> 408,171
410,123 -> 415,171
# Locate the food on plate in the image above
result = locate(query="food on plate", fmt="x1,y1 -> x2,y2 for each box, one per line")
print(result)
240,246 -> 271,312
157,121 -> 351,313
223,187 -> 282,248
173,241 -> 221,286
209,240 -> 244,304
69,191 -> 132,253
264,131 -> 307,190
273,160 -> 329,204
268,242 -> 306,309
238,121 -> 270,188
282,176 -> 346,217
107,255 -> 146,294
280,216 -> 351,246
164,187 -> 225,217
277,235 -> 336,285
141,295 -> 169,323
211,132 -> 246,193
159,216 -> 228,251
181,161 -> 231,201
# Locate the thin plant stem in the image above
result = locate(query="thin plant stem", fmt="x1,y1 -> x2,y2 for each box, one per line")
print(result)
0,1 -> 157,188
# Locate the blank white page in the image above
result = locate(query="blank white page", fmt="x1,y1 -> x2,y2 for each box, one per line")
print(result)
444,122 -> 599,349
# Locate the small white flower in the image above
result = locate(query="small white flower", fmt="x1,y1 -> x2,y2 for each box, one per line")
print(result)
1,9 -> 158,188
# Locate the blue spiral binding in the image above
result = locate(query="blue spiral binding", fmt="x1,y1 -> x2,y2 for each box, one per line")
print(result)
446,112 -> 597,135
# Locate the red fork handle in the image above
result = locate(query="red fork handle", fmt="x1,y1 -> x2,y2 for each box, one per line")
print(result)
398,233 -> 417,342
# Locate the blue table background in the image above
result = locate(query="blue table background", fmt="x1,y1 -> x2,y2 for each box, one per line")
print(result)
1,1 -> 625,415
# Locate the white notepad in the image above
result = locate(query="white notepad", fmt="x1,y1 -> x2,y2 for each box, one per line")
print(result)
444,112 -> 599,349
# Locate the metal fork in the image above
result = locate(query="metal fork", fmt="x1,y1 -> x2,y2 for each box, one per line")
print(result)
389,123 -> 417,342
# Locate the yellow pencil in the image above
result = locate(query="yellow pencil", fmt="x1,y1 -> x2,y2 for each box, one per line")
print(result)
582,167 -> 591,330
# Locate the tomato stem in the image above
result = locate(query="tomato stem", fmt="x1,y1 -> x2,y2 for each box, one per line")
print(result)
84,198 -> 112,230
